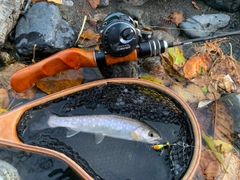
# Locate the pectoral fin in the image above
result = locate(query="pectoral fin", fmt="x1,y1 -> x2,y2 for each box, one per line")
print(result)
66,129 -> 80,138
131,131 -> 139,141
95,133 -> 105,144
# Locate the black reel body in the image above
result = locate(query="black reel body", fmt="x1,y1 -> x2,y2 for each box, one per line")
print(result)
97,12 -> 141,57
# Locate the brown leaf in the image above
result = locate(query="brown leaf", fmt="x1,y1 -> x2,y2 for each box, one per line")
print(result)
165,12 -> 184,26
170,82 -> 207,103
216,152 -> 240,180
87,0 -> 100,9
183,53 -> 212,79
199,149 -> 222,179
148,63 -> 173,86
189,103 -> 212,132
36,69 -> 83,94
192,1 -> 200,10
11,86 -> 38,99
213,101 -> 234,144
0,63 -> 26,90
0,88 -> 9,109
80,29 -> 100,40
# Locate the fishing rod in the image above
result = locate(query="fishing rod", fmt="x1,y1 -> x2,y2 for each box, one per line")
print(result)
10,12 -> 240,93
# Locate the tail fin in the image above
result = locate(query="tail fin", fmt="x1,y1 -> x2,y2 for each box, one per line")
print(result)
29,109 -> 51,132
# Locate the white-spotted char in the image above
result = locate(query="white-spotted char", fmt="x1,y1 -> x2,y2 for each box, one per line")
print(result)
33,110 -> 161,144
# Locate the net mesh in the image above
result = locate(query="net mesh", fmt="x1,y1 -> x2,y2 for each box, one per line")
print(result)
17,82 -> 195,180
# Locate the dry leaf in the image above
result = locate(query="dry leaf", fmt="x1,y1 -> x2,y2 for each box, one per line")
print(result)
11,86 -> 38,99
148,63 -> 173,86
87,0 -> 100,9
170,82 -> 207,103
192,1 -> 200,10
165,12 -> 184,26
0,63 -> 26,90
213,139 -> 233,153
189,103 -> 212,132
36,69 -> 83,94
212,101 -> 233,144
80,29 -> 100,40
216,152 -> 240,180
199,149 -> 222,179
183,53 -> 212,79
0,88 -> 9,109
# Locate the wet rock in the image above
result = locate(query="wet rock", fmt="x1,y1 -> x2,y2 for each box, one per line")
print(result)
123,0 -> 149,6
116,3 -> 145,24
99,61 -> 139,78
179,14 -> 230,38
201,0 -> 240,12
0,0 -> 24,48
14,2 -> 76,56
98,0 -> 109,7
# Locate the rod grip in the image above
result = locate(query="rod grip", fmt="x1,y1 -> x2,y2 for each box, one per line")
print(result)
10,48 -> 97,92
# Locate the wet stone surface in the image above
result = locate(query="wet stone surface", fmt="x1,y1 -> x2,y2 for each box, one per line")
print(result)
179,14 -> 231,38
14,2 -> 76,56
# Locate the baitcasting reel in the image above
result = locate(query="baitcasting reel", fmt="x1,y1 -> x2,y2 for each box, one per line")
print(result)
97,12 -> 164,57
97,12 -> 141,57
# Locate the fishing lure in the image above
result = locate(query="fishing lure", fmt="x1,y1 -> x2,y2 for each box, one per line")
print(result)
153,141 -> 170,151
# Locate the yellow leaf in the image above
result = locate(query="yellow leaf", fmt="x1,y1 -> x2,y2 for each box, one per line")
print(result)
168,46 -> 185,65
0,108 -> 8,114
213,139 -> 234,153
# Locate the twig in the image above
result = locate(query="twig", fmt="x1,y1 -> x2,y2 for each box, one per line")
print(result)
32,44 -> 37,63
229,43 -> 232,57
74,15 -> 87,45
212,92 -> 217,139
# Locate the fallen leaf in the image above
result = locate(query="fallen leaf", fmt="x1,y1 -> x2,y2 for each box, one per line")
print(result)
199,149 -> 222,179
36,69 -> 83,94
216,152 -> 240,180
165,12 -> 184,26
87,0 -> 100,9
212,101 -> 234,145
11,86 -> 38,99
189,103 -> 212,132
202,131 -> 227,172
0,88 -> 9,109
0,63 -> 26,90
170,82 -> 207,103
161,52 -> 186,82
168,46 -> 186,65
139,73 -> 163,84
213,139 -> 234,153
183,53 -> 212,79
192,1 -> 200,10
148,63 -> 173,86
80,29 -> 100,40
0,108 -> 8,114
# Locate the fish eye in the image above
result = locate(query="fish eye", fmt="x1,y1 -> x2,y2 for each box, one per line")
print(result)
148,131 -> 154,137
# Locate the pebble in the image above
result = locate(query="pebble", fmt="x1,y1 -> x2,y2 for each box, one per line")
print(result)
179,14 -> 230,38
0,0 -> 24,48
201,0 -> 240,12
14,2 -> 76,56
0,52 -> 12,66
